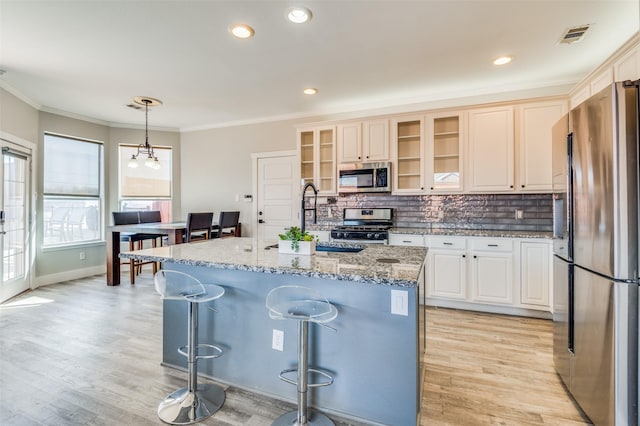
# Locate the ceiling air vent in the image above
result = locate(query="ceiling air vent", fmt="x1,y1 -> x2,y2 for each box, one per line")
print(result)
559,25 -> 591,44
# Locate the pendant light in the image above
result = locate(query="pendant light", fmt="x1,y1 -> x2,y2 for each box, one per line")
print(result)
128,96 -> 162,169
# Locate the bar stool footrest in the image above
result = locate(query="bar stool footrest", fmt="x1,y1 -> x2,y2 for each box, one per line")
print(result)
178,343 -> 223,360
278,367 -> 334,388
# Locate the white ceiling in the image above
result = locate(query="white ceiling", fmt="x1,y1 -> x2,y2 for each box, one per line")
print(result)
1,1 -> 638,132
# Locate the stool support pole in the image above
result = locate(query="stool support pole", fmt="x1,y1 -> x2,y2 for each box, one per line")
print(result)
188,301 -> 198,394
297,320 -> 309,425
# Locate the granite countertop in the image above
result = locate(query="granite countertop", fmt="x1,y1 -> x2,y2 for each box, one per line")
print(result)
306,224 -> 552,239
120,237 -> 427,288
390,227 -> 553,239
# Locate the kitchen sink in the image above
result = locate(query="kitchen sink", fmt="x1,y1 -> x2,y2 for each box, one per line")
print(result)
316,244 -> 364,253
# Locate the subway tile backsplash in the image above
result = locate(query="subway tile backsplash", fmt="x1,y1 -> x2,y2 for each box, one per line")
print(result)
313,193 -> 552,232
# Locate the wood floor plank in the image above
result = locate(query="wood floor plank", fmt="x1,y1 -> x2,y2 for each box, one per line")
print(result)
0,273 -> 592,425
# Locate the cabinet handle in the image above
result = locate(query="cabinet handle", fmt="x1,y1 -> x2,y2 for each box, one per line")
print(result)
510,185 -> 514,189
403,240 -> 411,243
430,187 -> 434,190
487,244 -> 498,247
473,255 -> 477,259
521,185 -> 525,188
462,254 -> 466,258
443,242 -> 453,245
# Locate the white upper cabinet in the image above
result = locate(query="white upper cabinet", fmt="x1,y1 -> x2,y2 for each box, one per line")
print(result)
391,115 -> 425,194
467,106 -> 515,192
337,122 -> 362,163
516,100 -> 567,192
426,112 -> 464,192
298,125 -> 336,195
337,120 -> 389,163
363,119 -> 389,162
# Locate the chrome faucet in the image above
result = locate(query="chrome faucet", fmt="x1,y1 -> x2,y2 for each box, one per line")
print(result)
301,182 -> 318,234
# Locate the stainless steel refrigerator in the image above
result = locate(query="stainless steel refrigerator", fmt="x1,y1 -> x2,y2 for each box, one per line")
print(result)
553,80 -> 639,426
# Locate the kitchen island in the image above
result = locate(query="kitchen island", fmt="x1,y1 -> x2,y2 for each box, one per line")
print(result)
121,238 -> 427,426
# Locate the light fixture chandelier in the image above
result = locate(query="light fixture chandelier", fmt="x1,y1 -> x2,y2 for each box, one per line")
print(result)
128,96 -> 162,169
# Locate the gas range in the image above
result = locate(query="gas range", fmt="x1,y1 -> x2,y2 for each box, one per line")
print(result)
330,208 -> 393,243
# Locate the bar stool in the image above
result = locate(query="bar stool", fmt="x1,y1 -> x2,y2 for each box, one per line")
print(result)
154,270 -> 226,425
265,285 -> 338,426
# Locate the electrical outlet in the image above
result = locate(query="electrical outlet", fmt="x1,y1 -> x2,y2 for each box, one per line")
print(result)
391,290 -> 408,316
515,209 -> 524,220
272,329 -> 284,351
79,252 -> 86,260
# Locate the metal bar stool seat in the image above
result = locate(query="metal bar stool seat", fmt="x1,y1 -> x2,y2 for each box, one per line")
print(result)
154,270 -> 226,425
266,285 -> 338,426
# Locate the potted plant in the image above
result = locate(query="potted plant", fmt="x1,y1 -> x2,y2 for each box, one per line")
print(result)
278,226 -> 318,255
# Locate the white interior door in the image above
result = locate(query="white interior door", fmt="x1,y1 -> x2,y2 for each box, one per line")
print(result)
256,154 -> 298,241
0,145 -> 31,302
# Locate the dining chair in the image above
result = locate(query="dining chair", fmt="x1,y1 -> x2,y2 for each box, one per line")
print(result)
112,211 -> 159,284
212,211 -> 240,239
46,206 -> 70,242
185,212 -> 214,242
66,207 -> 86,240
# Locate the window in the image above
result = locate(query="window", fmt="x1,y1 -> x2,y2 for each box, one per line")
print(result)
118,145 -> 172,221
43,133 -> 103,247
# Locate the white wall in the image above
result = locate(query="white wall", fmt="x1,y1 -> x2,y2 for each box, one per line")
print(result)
0,88 -> 39,143
180,119 -> 302,236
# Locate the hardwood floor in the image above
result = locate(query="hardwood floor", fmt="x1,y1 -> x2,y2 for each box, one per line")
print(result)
0,273 -> 592,425
422,308 -> 591,426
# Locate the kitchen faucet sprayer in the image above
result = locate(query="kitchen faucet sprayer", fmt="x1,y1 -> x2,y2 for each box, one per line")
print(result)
301,182 -> 318,234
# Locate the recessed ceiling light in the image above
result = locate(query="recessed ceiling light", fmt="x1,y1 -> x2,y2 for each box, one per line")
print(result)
493,55 -> 513,66
230,23 -> 255,39
287,7 -> 312,23
303,87 -> 318,95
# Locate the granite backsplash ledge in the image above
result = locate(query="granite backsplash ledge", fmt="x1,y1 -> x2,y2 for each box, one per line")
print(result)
311,193 -> 553,232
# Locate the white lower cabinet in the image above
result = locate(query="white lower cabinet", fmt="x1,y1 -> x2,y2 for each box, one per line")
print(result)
424,236 -> 552,315
388,233 -> 425,246
520,241 -> 551,308
470,251 -> 513,305
425,236 -> 467,299
469,239 -> 513,305
428,248 -> 467,300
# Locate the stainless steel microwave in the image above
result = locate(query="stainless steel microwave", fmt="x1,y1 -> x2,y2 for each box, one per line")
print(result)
338,162 -> 391,193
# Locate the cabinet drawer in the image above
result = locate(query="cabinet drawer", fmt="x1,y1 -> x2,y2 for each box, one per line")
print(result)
428,236 -> 466,250
470,238 -> 513,252
389,233 -> 425,246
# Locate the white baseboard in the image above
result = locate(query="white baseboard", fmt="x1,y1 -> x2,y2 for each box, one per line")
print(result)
35,265 -> 106,288
424,297 -> 552,319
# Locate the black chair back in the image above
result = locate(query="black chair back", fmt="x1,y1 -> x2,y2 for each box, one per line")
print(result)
139,210 -> 162,223
213,211 -> 240,238
185,212 -> 214,242
113,211 -> 139,225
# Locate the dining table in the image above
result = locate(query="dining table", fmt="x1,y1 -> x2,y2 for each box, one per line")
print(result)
106,222 -> 186,286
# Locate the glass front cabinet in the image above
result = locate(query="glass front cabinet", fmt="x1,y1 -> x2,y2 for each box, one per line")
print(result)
426,112 -> 464,192
298,125 -> 336,195
391,116 -> 425,194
